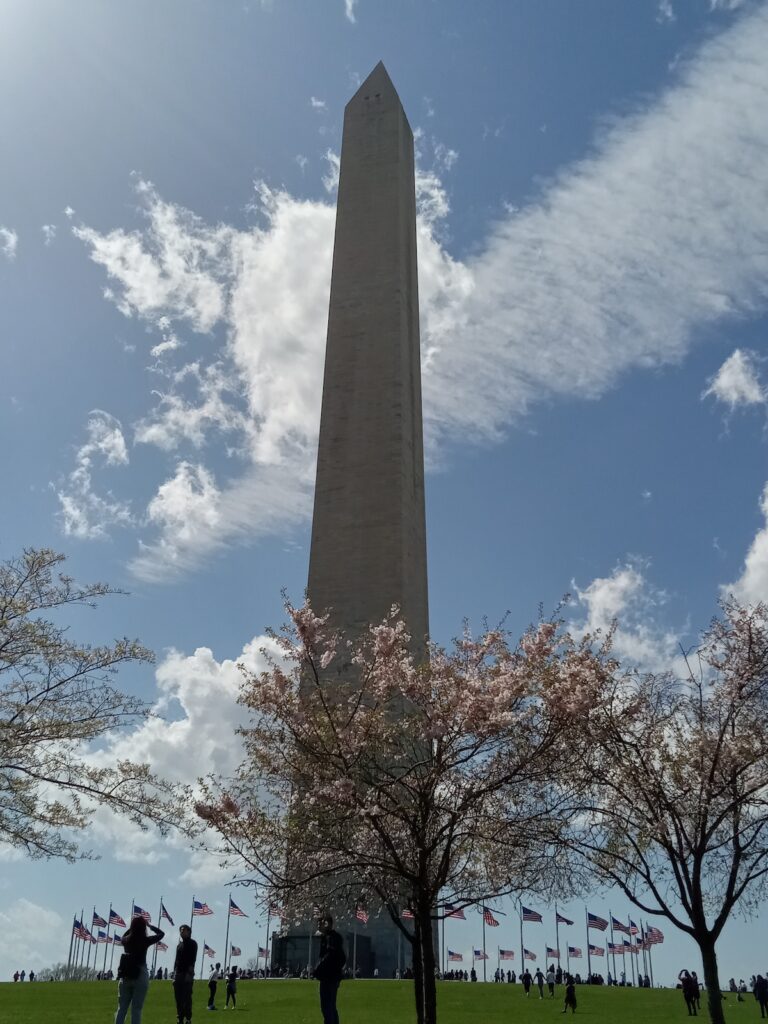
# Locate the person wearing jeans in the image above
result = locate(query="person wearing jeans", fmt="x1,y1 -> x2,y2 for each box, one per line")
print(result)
114,917 -> 164,1024
314,915 -> 345,1024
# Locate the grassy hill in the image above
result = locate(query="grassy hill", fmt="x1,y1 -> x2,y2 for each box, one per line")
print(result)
0,977 -> 739,1023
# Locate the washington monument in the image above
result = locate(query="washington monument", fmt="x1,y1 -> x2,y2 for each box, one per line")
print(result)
279,62 -> 429,978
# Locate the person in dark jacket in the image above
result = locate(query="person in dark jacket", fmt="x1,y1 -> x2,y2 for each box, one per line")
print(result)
173,925 -> 198,1024
314,915 -> 345,1024
562,975 -> 577,1014
114,916 -> 165,1024
679,970 -> 697,1016
755,975 -> 768,1019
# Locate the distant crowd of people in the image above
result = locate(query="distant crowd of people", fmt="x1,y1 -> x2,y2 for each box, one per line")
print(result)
11,970 -> 35,982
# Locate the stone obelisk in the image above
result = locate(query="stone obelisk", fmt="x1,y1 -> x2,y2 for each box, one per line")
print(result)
307,61 -> 429,653
304,62 -> 428,978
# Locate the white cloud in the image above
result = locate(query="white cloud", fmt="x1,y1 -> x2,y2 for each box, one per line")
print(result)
41,224 -> 57,246
56,411 -> 133,540
703,348 -> 765,409
710,0 -> 747,9
64,205 -> 75,219
321,149 -> 340,194
721,483 -> 768,605
0,227 -> 18,260
310,96 -> 327,111
572,561 -> 683,673
344,0 -> 357,23
0,899 -> 64,969
295,154 -> 308,172
657,0 -> 676,22
71,5 -> 768,579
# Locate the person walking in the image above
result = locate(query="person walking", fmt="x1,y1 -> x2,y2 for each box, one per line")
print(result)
114,916 -> 165,1024
208,963 -> 222,1010
562,975 -> 577,1014
225,967 -> 237,1009
547,966 -> 556,997
314,914 -> 345,1024
535,967 -> 545,998
522,969 -> 532,996
173,925 -> 197,1024
755,976 -> 768,1019
679,970 -> 697,1016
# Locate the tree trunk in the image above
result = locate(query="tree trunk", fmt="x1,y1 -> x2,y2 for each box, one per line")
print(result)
417,902 -> 438,1024
698,934 -> 726,1024
411,917 -> 425,1024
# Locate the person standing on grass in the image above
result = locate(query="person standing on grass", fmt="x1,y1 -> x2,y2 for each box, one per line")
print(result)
225,967 -> 237,1009
547,966 -> 556,997
173,925 -> 197,1024
679,970 -> 697,1016
208,962 -> 222,1010
314,915 -> 346,1024
114,916 -> 165,1024
522,969 -> 532,996
562,975 -> 577,1014
755,975 -> 768,1019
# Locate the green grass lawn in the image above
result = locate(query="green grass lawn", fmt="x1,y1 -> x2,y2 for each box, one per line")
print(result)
0,979 -> 752,1023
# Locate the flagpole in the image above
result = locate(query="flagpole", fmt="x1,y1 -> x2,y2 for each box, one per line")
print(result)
397,927 -> 401,977
78,907 -> 86,970
86,908 -> 96,975
584,908 -> 591,983
621,938 -> 626,984
152,895 -> 162,975
190,895 -> 195,930
103,903 -> 112,976
555,905 -> 560,976
109,927 -> 117,972
200,938 -> 205,982
353,927 -> 357,977
224,898 -> 232,972
627,917 -> 635,987
640,925 -> 647,981
481,909 -> 487,983
566,941 -> 569,977
441,910 -> 445,978
608,909 -> 616,982
646,923 -> 655,988
66,914 -> 76,979
264,908 -> 272,974
518,901 -> 524,978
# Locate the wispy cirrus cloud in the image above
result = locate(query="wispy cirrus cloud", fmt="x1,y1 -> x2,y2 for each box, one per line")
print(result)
0,227 -> 18,261
69,5 -> 768,580
703,348 -> 765,411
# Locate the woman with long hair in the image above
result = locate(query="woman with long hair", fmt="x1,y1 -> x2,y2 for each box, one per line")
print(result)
114,915 -> 165,1024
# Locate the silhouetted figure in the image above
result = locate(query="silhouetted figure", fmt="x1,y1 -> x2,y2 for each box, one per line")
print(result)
562,975 -> 577,1014
523,969 -> 532,996
173,924 -> 197,1024
679,970 -> 697,1016
314,915 -> 345,1024
756,976 -> 768,1019
208,962 -> 221,1009
535,968 -> 545,998
225,967 -> 237,1008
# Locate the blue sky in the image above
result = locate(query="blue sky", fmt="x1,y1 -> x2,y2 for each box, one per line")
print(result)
2,0 -> 768,983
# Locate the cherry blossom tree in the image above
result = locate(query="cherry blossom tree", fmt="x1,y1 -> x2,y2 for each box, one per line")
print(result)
196,601 -> 609,1024
0,548 -> 183,860
567,600 -> 768,1024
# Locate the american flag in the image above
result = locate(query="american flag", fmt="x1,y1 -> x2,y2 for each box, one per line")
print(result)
448,950 -> 463,962
231,945 -> 241,957
646,925 -> 664,945
629,920 -> 639,936
546,947 -> 560,959
623,940 -> 639,954
521,906 -> 542,923
607,942 -> 623,954
110,909 -> 127,928
156,942 -> 169,952
133,905 -> 152,922
483,908 -> 500,927
72,919 -> 86,939
268,902 -> 285,919
588,944 -> 605,956
161,903 -> 174,926
402,909 -> 414,919
229,898 -> 248,918
258,946 -> 269,958
524,948 -> 537,961
499,949 -> 515,960
556,913 -> 574,926
355,907 -> 369,925
204,944 -> 216,958
568,946 -> 582,958
474,949 -> 488,960
444,903 -> 466,920
92,911 -> 107,928
611,916 -> 629,934
193,900 -> 213,917
587,912 -> 608,931
113,933 -> 123,946
96,930 -> 109,943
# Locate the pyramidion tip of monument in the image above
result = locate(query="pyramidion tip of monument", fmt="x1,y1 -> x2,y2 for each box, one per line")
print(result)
348,60 -> 401,106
